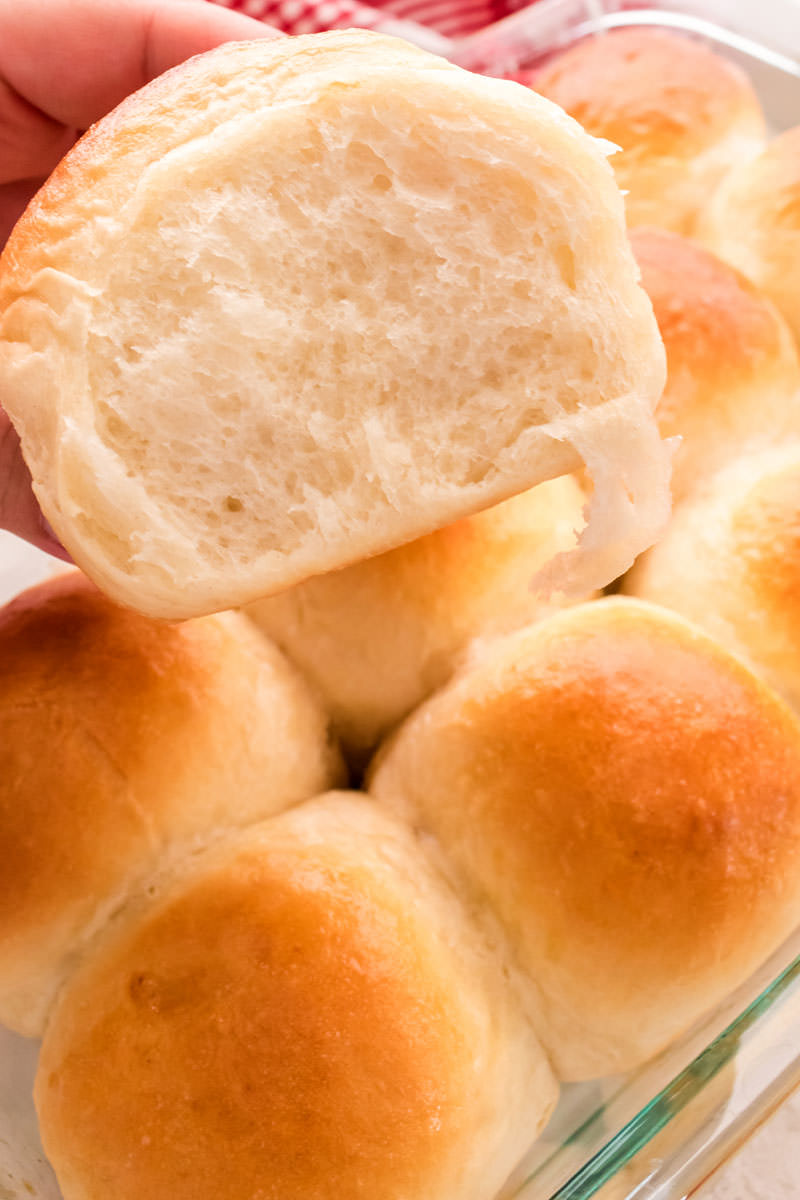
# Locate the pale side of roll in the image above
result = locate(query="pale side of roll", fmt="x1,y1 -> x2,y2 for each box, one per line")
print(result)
624,444 -> 800,716
369,598 -> 800,1080
536,29 -> 766,235
629,227 -> 800,503
0,571 -> 343,1037
36,792 -> 558,1200
245,474 -> 593,765
0,31 -> 670,620
698,125 -> 800,346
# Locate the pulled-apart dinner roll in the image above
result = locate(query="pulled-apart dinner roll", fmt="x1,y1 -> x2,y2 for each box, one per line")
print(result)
536,29 -> 766,234
246,475 -> 591,766
36,792 -> 558,1200
0,571 -> 343,1037
0,31 -> 670,620
624,445 -> 800,715
369,598 -> 800,1080
629,227 -> 800,502
699,125 -> 800,345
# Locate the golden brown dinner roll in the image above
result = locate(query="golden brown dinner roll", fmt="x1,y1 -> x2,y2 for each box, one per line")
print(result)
36,792 -> 558,1200
699,125 -> 800,344
246,475 -> 591,765
0,31 -> 670,620
624,445 -> 800,714
536,29 -> 766,233
629,227 -> 800,502
0,571 -> 343,1037
370,598 -> 800,1080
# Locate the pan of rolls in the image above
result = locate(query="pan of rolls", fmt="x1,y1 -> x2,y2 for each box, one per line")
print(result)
2,6 -> 800,1199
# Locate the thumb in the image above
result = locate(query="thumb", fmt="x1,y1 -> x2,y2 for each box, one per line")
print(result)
0,407 -> 72,560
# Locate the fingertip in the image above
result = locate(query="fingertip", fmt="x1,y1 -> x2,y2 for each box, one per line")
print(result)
144,0 -> 285,81
38,515 -> 74,564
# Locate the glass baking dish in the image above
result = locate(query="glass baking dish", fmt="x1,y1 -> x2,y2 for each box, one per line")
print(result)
2,4 -> 800,1199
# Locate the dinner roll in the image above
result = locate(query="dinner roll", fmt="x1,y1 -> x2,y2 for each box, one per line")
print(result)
629,227 -> 800,502
246,475 -> 591,766
536,29 -> 766,233
36,792 -> 558,1200
0,31 -> 670,620
624,445 -> 800,714
0,571 -> 343,1037
369,598 -> 800,1080
699,125 -> 800,344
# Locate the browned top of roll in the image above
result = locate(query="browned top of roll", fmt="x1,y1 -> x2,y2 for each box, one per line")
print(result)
36,794 -> 556,1200
0,571 -> 341,1036
707,125 -> 800,228
698,125 -> 800,342
536,29 -> 765,232
370,598 -> 800,1079
246,475 -> 590,764
624,445 -> 800,717
537,29 -> 761,160
628,227 -> 800,500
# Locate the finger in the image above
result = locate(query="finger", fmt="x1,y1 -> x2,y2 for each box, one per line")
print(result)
0,0 -> 281,132
0,408 -> 72,560
0,81 -> 77,185
0,177 -> 61,245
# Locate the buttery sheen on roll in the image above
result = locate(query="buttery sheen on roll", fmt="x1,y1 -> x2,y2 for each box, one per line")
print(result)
0,31 -> 670,619
699,125 -> 800,345
36,793 -> 558,1200
0,571 -> 343,1037
625,445 -> 800,716
629,227 -> 800,503
246,475 -> 592,765
536,29 -> 766,234
369,598 -> 800,1080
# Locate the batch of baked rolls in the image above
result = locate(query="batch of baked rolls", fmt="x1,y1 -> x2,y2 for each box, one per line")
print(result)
1,22 -> 800,1200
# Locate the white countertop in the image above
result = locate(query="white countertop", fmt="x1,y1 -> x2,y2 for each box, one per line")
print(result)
697,1088 -> 800,1198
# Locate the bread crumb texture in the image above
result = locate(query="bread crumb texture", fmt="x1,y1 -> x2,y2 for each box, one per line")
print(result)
0,31 -> 668,617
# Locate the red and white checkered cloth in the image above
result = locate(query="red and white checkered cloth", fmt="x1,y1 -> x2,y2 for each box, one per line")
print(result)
210,0 -> 536,50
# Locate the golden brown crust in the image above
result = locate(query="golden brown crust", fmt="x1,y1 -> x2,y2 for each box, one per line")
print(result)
369,598 -> 800,1078
698,126 -> 800,343
536,29 -> 759,160
730,125 -> 800,223
245,475 -> 590,763
0,571 -> 342,1035
40,852 -> 458,1199
536,30 -> 765,232
36,795 -> 557,1200
624,446 -> 800,717
733,464 -> 800,606
631,227 -> 795,391
628,227 -> 800,499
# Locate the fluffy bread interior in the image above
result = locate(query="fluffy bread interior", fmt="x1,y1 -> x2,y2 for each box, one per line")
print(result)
0,32 -> 669,618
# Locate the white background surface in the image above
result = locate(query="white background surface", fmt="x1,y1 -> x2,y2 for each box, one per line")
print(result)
702,1095 -> 800,1198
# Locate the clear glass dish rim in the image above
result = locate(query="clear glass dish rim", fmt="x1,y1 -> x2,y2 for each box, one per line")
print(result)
508,942 -> 800,1199
451,0 -> 800,78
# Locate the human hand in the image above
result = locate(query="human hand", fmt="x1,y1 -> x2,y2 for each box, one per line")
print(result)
0,0 -> 281,557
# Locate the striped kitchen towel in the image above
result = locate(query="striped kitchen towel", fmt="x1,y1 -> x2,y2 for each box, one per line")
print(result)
209,0 -> 538,51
